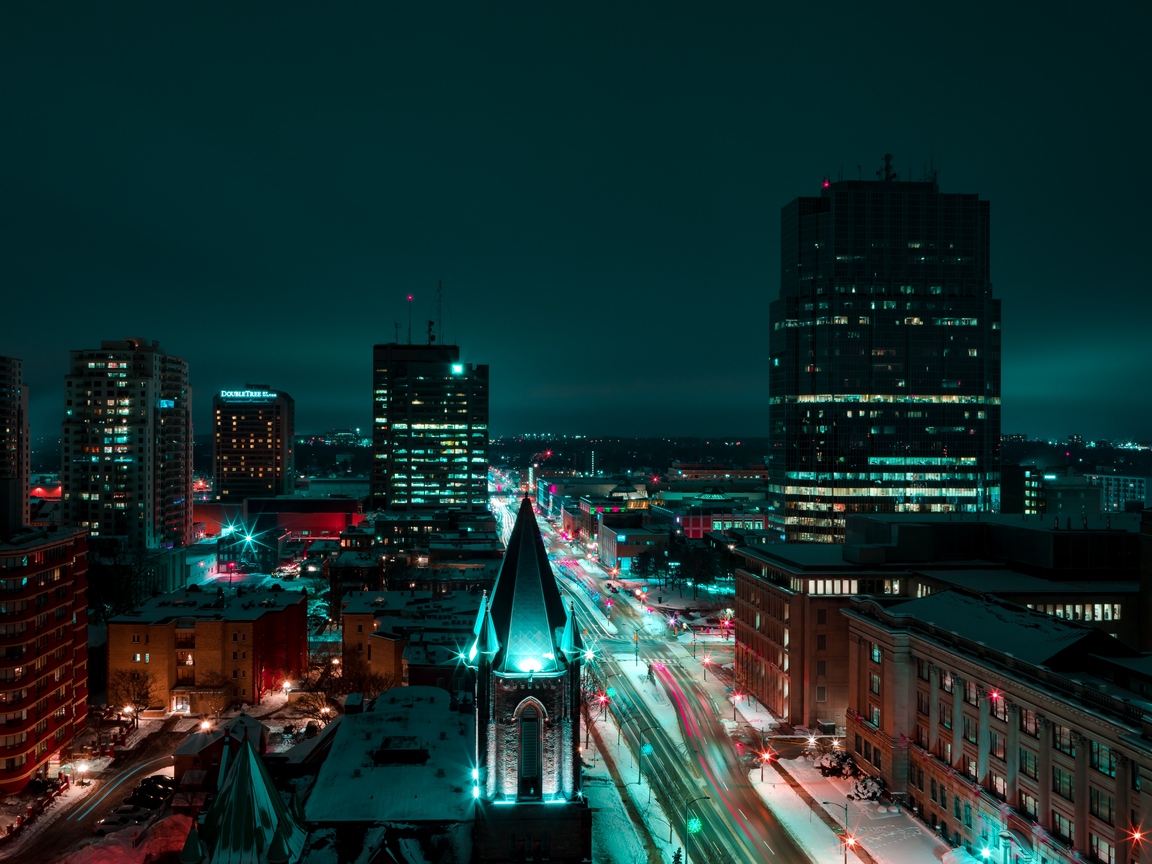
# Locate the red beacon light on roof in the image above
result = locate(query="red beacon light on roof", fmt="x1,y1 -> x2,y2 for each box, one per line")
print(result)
822,177 -> 831,188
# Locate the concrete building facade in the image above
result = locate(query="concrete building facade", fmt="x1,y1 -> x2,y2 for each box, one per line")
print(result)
212,387 -> 295,502
844,590 -> 1152,864
0,356 -> 30,527
370,343 -> 489,511
61,338 -> 193,550
0,525 -> 89,794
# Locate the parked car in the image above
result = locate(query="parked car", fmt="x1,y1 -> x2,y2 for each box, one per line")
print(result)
109,805 -> 153,820
123,789 -> 168,809
93,814 -> 143,835
139,774 -> 177,790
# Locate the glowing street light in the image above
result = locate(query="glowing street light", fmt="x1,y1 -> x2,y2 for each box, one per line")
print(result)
702,656 -> 712,680
78,761 -> 89,786
823,799 -> 853,864
685,794 -> 710,864
759,748 -> 774,781
638,724 -> 657,783
733,691 -> 743,721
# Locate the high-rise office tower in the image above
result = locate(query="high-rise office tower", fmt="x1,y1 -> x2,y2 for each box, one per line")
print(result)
371,343 -> 489,510
0,356 -> 30,527
212,386 -> 295,501
768,159 -> 1001,542
62,338 -> 193,548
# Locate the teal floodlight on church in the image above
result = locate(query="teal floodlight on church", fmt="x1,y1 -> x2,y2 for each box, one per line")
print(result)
473,497 -> 592,861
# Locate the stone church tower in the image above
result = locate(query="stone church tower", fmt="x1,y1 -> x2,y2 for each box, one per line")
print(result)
473,497 -> 592,862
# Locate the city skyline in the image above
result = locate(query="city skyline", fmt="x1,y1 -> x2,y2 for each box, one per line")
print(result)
4,5 -> 1151,441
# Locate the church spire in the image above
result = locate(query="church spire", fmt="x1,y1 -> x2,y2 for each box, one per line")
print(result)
487,497 -> 567,675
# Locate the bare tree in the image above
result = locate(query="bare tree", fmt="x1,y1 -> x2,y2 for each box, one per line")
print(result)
196,672 -> 233,719
332,654 -> 395,699
293,690 -> 340,727
108,668 -> 158,726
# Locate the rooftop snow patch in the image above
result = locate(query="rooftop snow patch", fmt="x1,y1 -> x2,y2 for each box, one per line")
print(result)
307,686 -> 473,825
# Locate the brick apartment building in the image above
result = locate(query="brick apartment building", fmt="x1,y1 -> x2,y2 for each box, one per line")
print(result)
0,525 -> 89,794
107,584 -> 307,714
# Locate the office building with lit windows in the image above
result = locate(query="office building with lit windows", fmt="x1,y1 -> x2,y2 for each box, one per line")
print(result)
844,590 -> 1152,864
61,339 -> 193,549
0,356 -> 30,527
370,343 -> 489,510
212,387 -> 294,501
768,160 -> 1000,542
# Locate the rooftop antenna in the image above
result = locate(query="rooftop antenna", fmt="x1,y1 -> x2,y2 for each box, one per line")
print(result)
876,153 -> 898,182
857,164 -> 862,180
437,280 -> 443,345
426,319 -> 435,344
407,294 -> 413,344
393,322 -> 400,343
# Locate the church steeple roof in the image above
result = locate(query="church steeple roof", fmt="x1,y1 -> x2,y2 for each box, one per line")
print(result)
559,602 -> 583,662
200,740 -> 306,864
488,497 -> 567,674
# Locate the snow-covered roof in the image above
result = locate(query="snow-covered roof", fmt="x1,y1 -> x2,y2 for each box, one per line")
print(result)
918,568 -> 1138,595
331,550 -> 379,568
870,591 -> 1100,666
307,686 -> 474,825
109,586 -> 306,625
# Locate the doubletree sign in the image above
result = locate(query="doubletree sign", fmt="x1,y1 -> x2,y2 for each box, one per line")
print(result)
220,390 -> 276,400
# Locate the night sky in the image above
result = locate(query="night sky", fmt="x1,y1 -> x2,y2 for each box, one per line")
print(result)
4,3 -> 1150,441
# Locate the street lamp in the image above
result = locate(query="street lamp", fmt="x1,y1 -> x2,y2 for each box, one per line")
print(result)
759,748 -> 774,782
638,724 -> 658,783
78,761 -> 88,787
823,799 -> 854,864
733,691 -> 743,721
702,657 -> 711,680
685,794 -> 710,864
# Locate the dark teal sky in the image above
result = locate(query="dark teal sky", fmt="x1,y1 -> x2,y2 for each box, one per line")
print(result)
3,2 -> 1150,440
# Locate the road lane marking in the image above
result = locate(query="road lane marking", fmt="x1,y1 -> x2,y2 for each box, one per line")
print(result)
764,841 -> 775,854
72,755 -> 171,821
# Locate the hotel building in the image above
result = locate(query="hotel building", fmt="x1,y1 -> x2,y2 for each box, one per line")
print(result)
212,387 -> 295,501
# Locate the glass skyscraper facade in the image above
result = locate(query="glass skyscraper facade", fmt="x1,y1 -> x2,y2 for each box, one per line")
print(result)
768,169 -> 1000,542
371,343 -> 489,510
